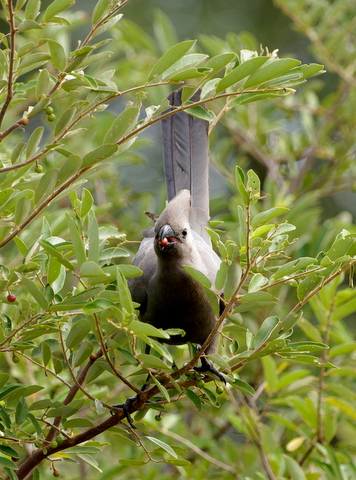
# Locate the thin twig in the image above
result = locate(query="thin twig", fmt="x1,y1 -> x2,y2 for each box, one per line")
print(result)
0,0 -> 16,129
93,313 -> 142,394
159,426 -> 240,477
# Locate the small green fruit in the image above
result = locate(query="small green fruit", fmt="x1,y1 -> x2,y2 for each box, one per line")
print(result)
35,165 -> 43,173
12,355 -> 20,363
216,386 -> 224,395
45,106 -> 54,115
196,380 -> 205,388
47,114 -> 56,122
155,415 -> 162,422
50,441 -> 58,449
55,436 -> 63,444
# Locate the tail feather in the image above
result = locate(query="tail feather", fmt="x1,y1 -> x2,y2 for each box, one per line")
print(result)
161,88 -> 211,245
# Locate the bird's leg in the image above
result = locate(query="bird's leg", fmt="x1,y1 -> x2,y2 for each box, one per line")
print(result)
193,344 -> 226,384
112,374 -> 151,429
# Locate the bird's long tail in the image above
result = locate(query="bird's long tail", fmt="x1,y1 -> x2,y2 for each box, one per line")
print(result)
161,88 -> 211,245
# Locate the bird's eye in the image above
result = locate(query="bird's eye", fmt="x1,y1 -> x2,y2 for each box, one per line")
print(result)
182,228 -> 188,237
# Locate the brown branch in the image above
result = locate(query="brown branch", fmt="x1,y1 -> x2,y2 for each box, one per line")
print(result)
0,0 -> 16,129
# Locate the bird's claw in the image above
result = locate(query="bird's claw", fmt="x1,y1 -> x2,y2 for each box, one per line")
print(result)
111,396 -> 137,429
194,358 -> 226,384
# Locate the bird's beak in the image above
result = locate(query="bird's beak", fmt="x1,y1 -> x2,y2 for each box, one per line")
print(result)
157,224 -> 180,250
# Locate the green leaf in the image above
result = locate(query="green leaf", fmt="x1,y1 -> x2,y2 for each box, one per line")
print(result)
145,436 -> 178,458
148,40 -> 196,81
47,39 -> 67,71
26,126 -> 44,159
284,455 -> 307,480
104,106 -> 139,144
215,261 -> 228,291
92,14 -> 122,38
11,143 -> 25,164
0,374 -> 9,390
35,170 -> 59,205
185,104 -> 214,122
44,0 -> 75,21
66,213 -> 86,267
261,355 -> 278,391
41,340 -> 52,367
15,397 -> 28,425
0,405 -> 11,428
244,58 -> 301,88
58,154 -> 82,183
247,169 -> 260,201
0,445 -> 19,459
273,257 -> 317,280
54,107 -> 76,137
169,67 -> 211,81
137,354 -> 171,370
16,273 -> 48,309
66,319 -> 91,349
326,233 -> 356,261
88,212 -> 99,262
82,144 -> 118,167
80,262 -> 108,283
224,262 -> 242,300
25,0 -> 41,20
6,385 -> 44,401
36,68 -> 50,102
251,207 -> 289,227
82,298 -> 114,315
39,239 -> 74,271
0,456 -> 18,470
116,267 -> 133,314
216,56 -> 269,93
91,0 -> 111,24
14,197 -> 32,226
248,273 -> 268,292
297,274 -> 321,301
151,374 -> 171,402
184,388 -> 202,411
18,53 -> 51,75
63,418 -> 94,428
205,52 -> 236,75
128,320 -> 170,339
235,166 -> 249,205
230,378 -> 256,396
254,316 -> 281,348
183,265 -> 211,288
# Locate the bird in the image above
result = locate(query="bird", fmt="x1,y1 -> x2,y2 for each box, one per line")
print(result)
116,88 -> 224,426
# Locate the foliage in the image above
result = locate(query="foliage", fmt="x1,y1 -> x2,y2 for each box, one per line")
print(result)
0,0 -> 355,479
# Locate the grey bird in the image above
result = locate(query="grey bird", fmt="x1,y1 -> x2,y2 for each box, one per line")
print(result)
116,89 -> 224,425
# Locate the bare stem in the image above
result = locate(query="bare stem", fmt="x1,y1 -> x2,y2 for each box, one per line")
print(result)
0,0 -> 16,129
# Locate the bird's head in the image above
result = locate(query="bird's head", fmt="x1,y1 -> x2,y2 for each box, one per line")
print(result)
154,190 -> 191,257
155,223 -> 189,253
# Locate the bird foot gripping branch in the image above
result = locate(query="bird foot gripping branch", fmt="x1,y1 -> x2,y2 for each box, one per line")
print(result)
112,396 -> 139,429
193,357 -> 227,384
